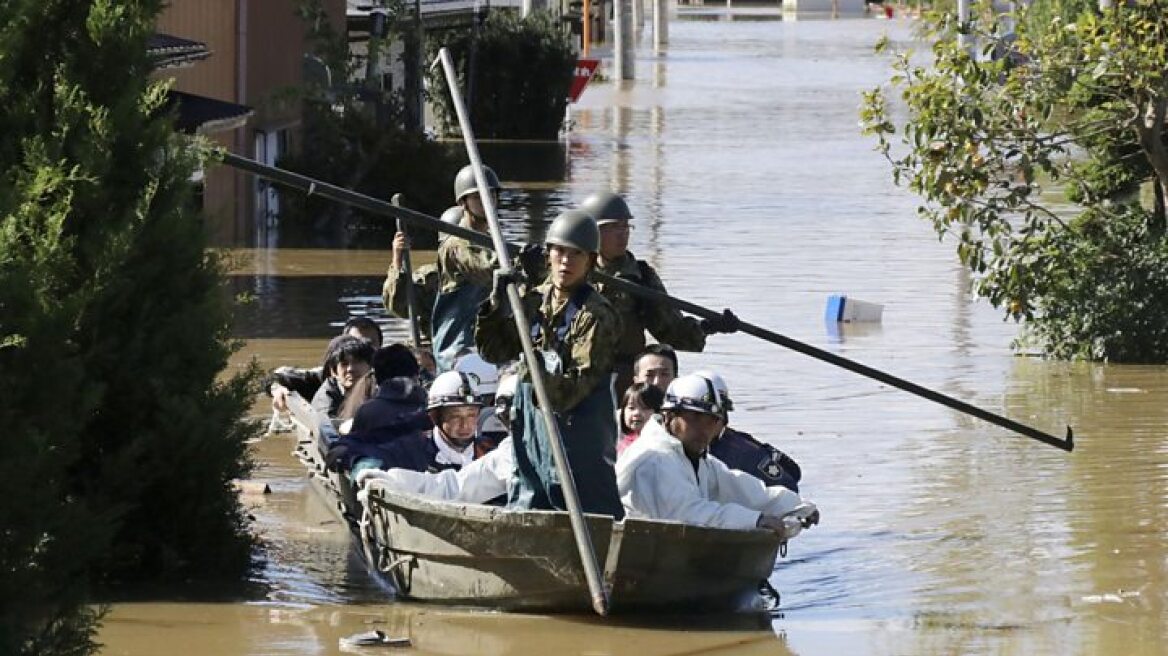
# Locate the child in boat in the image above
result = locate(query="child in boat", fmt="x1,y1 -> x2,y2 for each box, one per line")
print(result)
617,382 -> 664,456
311,335 -> 375,418
617,374 -> 819,538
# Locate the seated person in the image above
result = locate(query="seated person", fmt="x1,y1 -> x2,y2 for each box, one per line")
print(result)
358,371 -> 520,503
632,343 -> 679,392
269,317 -> 384,411
694,369 -> 803,492
617,382 -> 665,456
312,334 -> 376,418
453,350 -> 507,452
617,374 -> 819,539
350,370 -> 498,476
350,344 -> 429,436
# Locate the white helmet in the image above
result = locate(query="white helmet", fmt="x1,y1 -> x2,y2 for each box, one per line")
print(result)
455,351 -> 499,396
438,205 -> 463,245
692,369 -> 733,415
427,371 -> 481,410
661,374 -> 724,418
495,373 -> 518,401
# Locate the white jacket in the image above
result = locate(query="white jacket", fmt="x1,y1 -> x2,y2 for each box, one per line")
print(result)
359,437 -> 514,505
616,417 -> 803,530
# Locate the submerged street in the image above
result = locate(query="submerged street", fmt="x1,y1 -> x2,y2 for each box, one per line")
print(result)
101,11 -> 1168,656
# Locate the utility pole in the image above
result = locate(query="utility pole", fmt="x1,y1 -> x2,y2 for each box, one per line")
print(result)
653,0 -> 668,54
615,0 -> 634,80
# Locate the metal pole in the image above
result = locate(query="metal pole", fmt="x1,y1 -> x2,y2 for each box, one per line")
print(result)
653,0 -> 668,54
633,0 -> 644,34
434,48 -> 611,616
391,194 -> 422,347
615,0 -> 634,80
218,152 -> 1077,454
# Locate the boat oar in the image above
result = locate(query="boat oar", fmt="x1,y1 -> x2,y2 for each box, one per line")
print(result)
391,194 -> 423,347
433,47 -> 611,616
216,156 -> 1075,453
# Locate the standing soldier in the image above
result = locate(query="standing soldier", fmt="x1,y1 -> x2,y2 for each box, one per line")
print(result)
382,206 -> 462,344
432,165 -> 503,372
581,191 -> 740,395
476,209 -> 625,518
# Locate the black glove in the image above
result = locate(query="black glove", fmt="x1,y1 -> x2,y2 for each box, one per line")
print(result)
490,268 -> 520,309
701,308 -> 741,335
517,243 -> 546,281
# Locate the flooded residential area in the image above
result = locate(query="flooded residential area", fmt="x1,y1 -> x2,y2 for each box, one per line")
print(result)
97,9 -> 1168,656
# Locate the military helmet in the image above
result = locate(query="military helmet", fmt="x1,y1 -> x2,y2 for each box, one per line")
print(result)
544,209 -> 599,254
438,205 -> 463,244
661,374 -> 724,418
580,191 -> 632,226
692,369 -> 733,417
453,164 -> 502,202
427,371 -> 482,410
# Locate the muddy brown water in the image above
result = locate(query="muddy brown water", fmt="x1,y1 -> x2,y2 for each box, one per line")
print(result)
100,12 -> 1168,656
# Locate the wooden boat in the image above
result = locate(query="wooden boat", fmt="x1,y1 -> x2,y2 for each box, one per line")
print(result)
286,393 -> 781,613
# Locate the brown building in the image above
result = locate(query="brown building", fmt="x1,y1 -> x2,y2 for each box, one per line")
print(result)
155,0 -> 346,246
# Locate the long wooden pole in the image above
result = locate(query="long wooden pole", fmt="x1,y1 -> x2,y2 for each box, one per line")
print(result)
391,194 -> 422,347
218,153 -> 1075,454
434,48 -> 611,615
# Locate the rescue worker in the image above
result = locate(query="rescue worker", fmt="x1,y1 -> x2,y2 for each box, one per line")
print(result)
360,370 -> 493,474
694,370 -> 803,492
581,191 -> 740,395
382,206 -> 461,343
454,350 -> 508,452
617,374 -> 819,537
476,209 -> 625,518
432,166 -> 503,372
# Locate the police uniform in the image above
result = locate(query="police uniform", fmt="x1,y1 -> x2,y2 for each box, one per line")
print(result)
476,279 -> 625,519
593,250 -> 707,392
708,427 -> 802,492
431,215 -> 496,372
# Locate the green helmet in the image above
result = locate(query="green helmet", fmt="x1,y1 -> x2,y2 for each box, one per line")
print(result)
580,191 -> 632,226
437,205 -> 463,245
453,164 -> 502,202
545,209 -> 599,254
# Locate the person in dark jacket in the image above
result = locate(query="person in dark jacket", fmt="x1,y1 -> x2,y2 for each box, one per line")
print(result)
373,370 -> 493,473
311,335 -> 376,418
330,344 -> 432,476
696,369 -> 802,492
268,317 -> 383,411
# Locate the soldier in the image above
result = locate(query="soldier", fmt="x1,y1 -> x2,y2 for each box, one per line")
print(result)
581,191 -> 740,396
476,209 -> 625,518
432,165 -> 503,372
381,206 -> 461,343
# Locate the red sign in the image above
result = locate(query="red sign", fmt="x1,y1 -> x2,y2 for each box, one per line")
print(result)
568,58 -> 599,104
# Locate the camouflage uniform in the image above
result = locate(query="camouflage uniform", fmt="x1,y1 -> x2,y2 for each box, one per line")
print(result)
476,280 -> 625,518
382,263 -> 439,343
431,215 -> 496,372
592,250 -> 707,392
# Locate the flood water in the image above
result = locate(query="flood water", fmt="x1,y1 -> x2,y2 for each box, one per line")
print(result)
100,10 -> 1168,656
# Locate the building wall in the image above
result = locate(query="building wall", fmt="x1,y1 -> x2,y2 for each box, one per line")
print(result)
156,0 -> 346,246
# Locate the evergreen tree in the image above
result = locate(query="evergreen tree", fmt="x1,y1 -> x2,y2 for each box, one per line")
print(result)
0,2 -> 258,651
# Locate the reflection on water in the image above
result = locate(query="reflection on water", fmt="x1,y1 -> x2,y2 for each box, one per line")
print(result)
103,10 -> 1168,656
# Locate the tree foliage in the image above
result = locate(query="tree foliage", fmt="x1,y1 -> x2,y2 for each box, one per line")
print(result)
0,2 -> 258,652
278,0 -> 460,246
862,1 -> 1168,361
428,11 -> 576,140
